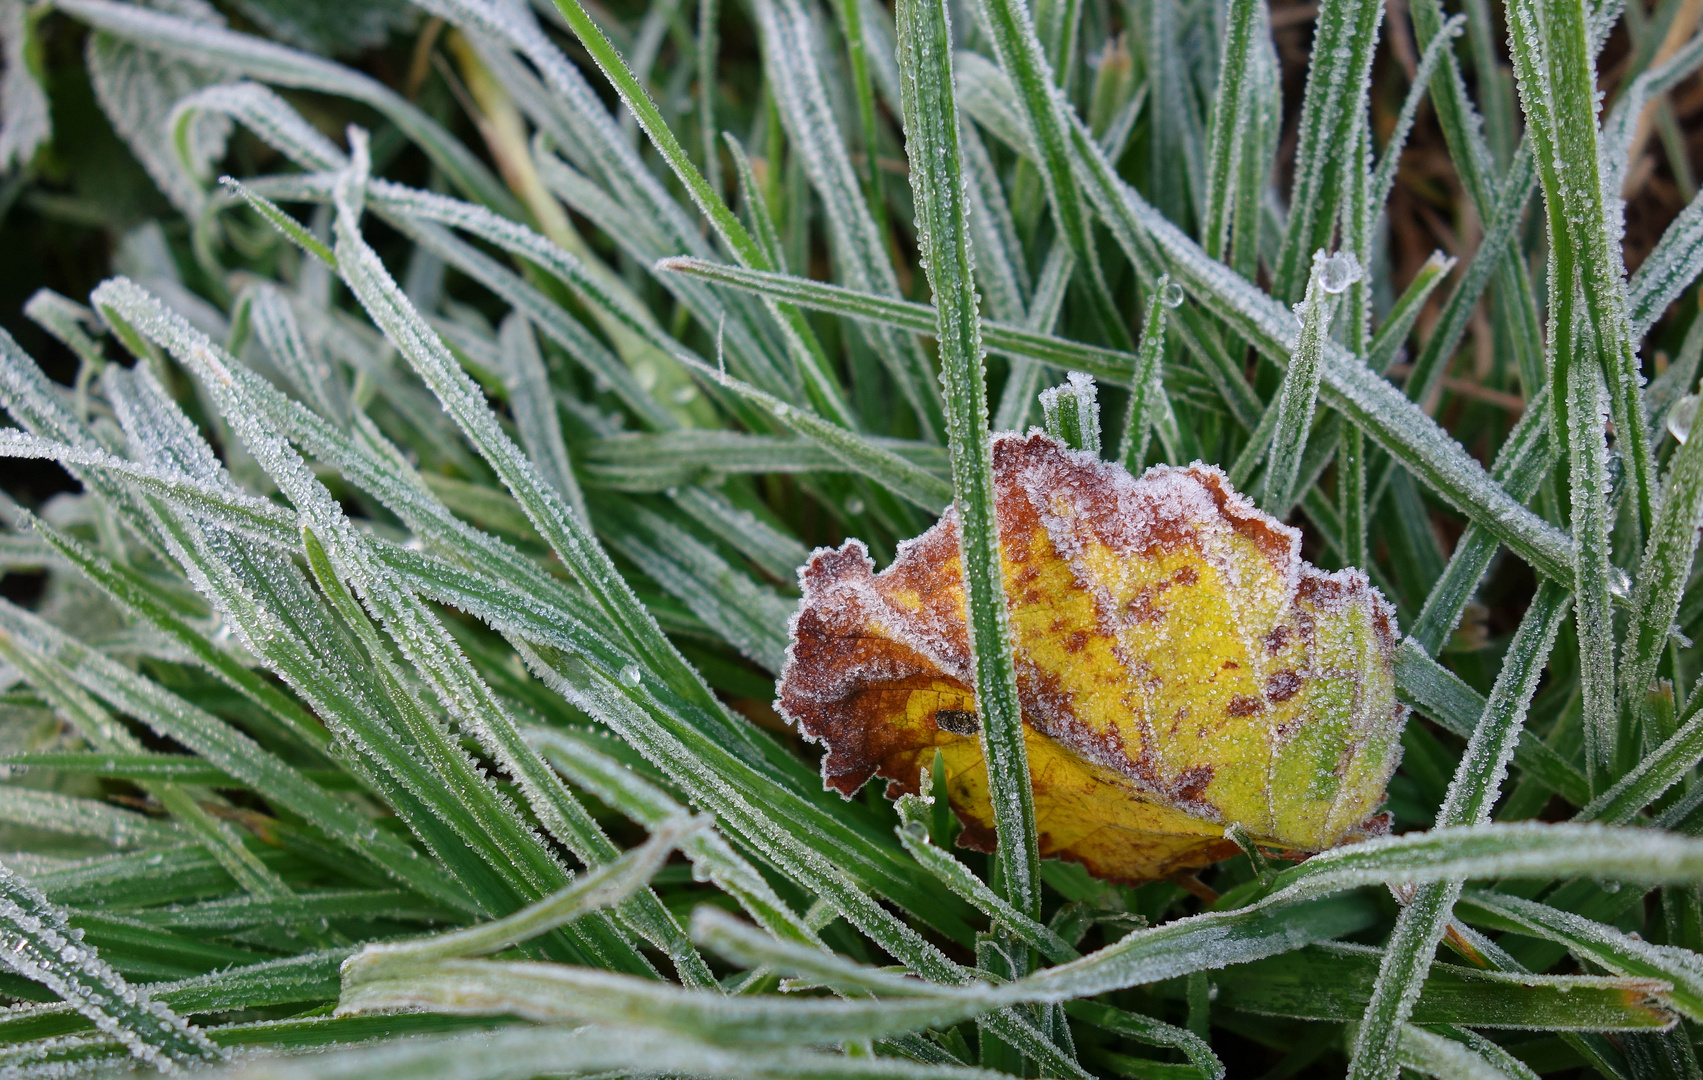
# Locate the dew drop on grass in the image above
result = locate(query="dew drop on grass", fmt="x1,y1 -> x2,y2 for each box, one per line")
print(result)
1667,394 -> 1699,444
1161,281 -> 1185,308
845,497 -> 865,515
620,664 -> 643,687
1319,251 -> 1364,294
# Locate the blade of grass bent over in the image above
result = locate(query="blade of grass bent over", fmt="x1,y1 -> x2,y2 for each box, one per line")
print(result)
528,727 -> 821,948
53,0 -> 518,219
344,816 -> 704,981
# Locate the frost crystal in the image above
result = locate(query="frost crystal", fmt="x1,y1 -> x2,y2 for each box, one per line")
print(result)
1318,251 -> 1364,295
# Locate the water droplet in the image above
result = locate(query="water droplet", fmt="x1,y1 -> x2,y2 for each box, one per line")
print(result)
620,664 -> 643,687
1318,251 -> 1364,294
1161,281 -> 1185,308
1668,394 -> 1699,444
845,497 -> 866,515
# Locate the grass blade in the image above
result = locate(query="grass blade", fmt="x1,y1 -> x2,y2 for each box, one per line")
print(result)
896,0 -> 1039,917
1262,251 -> 1363,517
753,0 -> 944,437
1505,0 -> 1658,549
1201,0 -> 1261,262
1457,890 -> 1703,1021
1346,581 -> 1569,1080
1118,279 -> 1178,470
1620,389 -> 1703,736
344,816 -> 701,979
970,0 -> 1133,352
1271,0 -> 1384,299
527,727 -> 821,947
0,860 -> 218,1068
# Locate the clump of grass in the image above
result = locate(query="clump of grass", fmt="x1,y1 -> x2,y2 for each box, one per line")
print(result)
0,0 -> 1700,1075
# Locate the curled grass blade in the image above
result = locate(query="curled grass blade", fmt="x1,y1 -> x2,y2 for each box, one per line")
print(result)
55,0 -> 517,216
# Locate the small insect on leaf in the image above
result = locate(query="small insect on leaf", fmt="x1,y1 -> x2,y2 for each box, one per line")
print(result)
778,433 -> 1406,882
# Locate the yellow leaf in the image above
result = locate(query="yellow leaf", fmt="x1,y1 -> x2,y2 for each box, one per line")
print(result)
778,433 -> 1406,883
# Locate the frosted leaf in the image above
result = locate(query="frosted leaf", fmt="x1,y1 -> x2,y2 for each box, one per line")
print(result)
0,0 -> 49,173
85,0 -> 232,217
778,434 -> 1405,882
1667,394 -> 1699,445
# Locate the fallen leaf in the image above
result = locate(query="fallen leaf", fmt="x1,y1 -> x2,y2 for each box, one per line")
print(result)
777,433 -> 1406,883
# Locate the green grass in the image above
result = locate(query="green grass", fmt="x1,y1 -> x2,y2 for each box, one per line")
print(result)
0,0 -> 1701,1075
